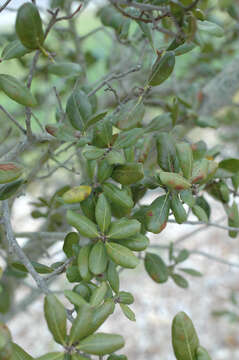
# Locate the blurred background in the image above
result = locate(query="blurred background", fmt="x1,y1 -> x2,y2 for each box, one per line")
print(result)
0,0 -> 239,359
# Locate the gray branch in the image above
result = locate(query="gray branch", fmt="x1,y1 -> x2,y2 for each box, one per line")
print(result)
200,56 -> 239,116
2,200 -> 50,295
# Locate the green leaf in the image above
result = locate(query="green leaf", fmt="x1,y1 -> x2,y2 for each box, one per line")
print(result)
90,281 -> 108,307
66,265 -> 82,283
85,110 -> 108,130
98,160 -> 113,183
115,233 -> 149,252
1,40 -> 31,61
144,252 -> 168,283
74,283 -> 91,301
226,201 -> 239,238
175,249 -> 190,264
196,346 -> 212,360
170,194 -> 188,224
114,128 -> 144,149
67,210 -> 99,238
148,51 -> 175,86
107,219 -> 141,239
11,343 -> 33,360
0,323 -> 11,350
232,171 -> 239,191
172,312 -> 199,360
105,149 -> 125,165
0,74 -> 37,107
105,242 -> 139,269
112,163 -> 144,185
48,62 -> 82,77
107,262 -> 120,293
103,183 -> 134,209
36,353 -> 64,360
138,21 -> 155,51
197,20 -> 224,37
89,241 -> 108,275
0,179 -> 24,200
15,3 -> 44,50
160,172 -> 191,190
179,268 -> 203,277
219,158 -> 239,173
77,333 -> 125,355
171,274 -> 189,288
174,42 -> 196,56
44,295 -> 67,345
192,205 -> 208,223
145,113 -> 172,133
114,100 -> 145,130
118,291 -> 134,305
176,143 -> 193,179
63,232 -> 79,258
180,190 -> 195,207
146,195 -> 170,234
78,245 -> 93,281
95,194 -> 111,233
66,89 -> 92,131
120,304 -> 136,321
91,299 -> 115,333
69,305 -> 93,345
93,117 -> 113,146
156,132 -> 178,172
107,355 -> 127,360
11,261 -> 53,274
82,145 -> 105,160
64,290 -> 89,307
62,186 -> 92,204
71,355 -> 89,360
0,162 -> 23,184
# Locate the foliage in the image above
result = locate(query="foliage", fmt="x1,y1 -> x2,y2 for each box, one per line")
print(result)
0,0 -> 239,359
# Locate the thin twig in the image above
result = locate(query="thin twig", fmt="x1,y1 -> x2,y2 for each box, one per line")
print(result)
168,219 -> 239,232
88,65 -> 141,97
44,257 -> 74,282
0,106 -> 26,134
0,0 -> 12,13
110,0 -> 166,12
149,244 -> 239,269
2,200 -> 50,295
110,0 -> 169,24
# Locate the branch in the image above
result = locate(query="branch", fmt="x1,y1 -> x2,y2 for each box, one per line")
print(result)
88,65 -> 141,97
0,0 -> 12,13
199,55 -> 239,116
110,0 -> 169,24
149,244 -> 239,269
110,0 -> 166,12
168,219 -> 239,232
44,257 -> 74,282
0,105 -> 26,134
2,200 -> 50,295
15,231 -> 66,240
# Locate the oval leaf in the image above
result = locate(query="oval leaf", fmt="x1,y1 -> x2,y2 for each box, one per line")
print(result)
44,294 -> 67,345
77,333 -> 125,356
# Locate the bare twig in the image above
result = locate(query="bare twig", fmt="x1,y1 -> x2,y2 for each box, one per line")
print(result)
168,219 -> 239,232
2,200 -> 50,295
88,65 -> 141,97
110,0 -> 166,12
149,244 -> 239,269
110,0 -> 169,24
15,231 -> 66,240
44,257 -> 74,282
0,0 -> 12,13
0,105 -> 26,134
